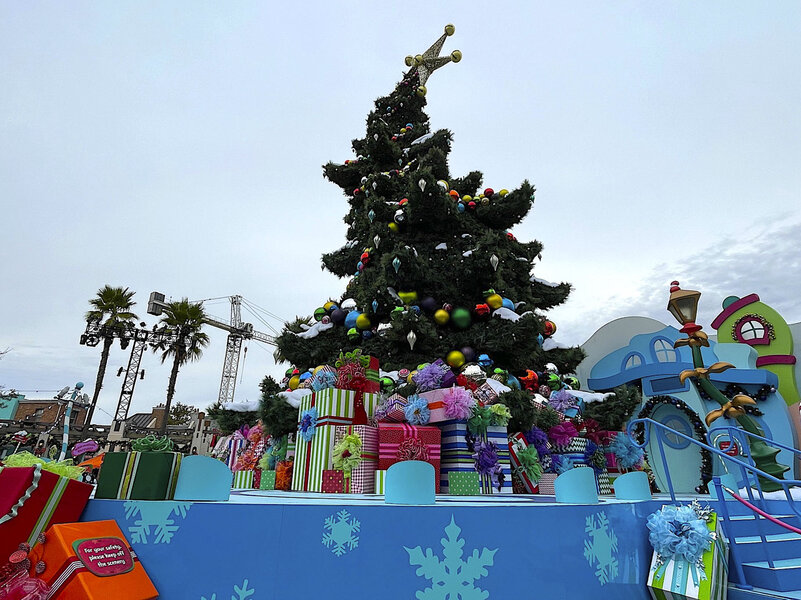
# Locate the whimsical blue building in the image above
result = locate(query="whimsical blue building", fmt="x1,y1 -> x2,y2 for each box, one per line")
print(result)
579,317 -> 795,494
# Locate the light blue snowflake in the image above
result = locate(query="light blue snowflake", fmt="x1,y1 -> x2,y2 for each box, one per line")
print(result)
584,511 -> 619,585
405,515 -> 497,600
200,578 -> 254,600
123,501 -> 191,544
322,509 -> 360,556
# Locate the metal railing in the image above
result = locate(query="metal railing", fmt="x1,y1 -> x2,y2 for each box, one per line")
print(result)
628,417 -> 801,589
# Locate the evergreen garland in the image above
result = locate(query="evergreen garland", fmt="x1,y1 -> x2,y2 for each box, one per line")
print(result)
582,384 -> 642,432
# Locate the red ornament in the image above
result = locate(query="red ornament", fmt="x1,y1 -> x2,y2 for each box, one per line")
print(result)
468,201 -> 476,210
484,188 -> 494,197
353,188 -> 361,195
543,320 -> 557,337
474,303 -> 490,316
506,232 -> 517,241
360,252 -> 369,260
392,136 -> 398,141
399,198 -> 409,206
449,190 -> 459,199
442,303 -> 453,312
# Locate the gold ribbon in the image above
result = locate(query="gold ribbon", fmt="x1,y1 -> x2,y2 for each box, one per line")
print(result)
705,394 -> 757,426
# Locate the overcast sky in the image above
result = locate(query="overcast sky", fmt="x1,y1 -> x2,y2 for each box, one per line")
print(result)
2,2 -> 800,423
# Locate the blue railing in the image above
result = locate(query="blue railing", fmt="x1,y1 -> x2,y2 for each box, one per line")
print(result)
627,418 -> 801,589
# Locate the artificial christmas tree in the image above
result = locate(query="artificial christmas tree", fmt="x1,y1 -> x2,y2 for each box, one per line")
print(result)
275,24 -> 583,386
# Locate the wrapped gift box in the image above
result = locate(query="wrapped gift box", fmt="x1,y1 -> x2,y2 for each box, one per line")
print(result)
259,470 -> 276,490
508,432 -> 540,494
375,394 -> 407,423
275,460 -> 293,491
538,473 -> 558,495
438,420 -> 512,494
224,436 -> 246,471
0,466 -> 93,562
321,470 -> 344,494
232,470 -> 254,489
33,520 -> 158,599
473,382 -> 498,405
374,470 -> 387,495
447,471 -> 480,495
597,469 -> 612,495
253,469 -> 262,489
551,437 -> 588,454
377,423 -> 441,492
95,451 -> 182,500
292,388 -> 380,492
333,424 -> 378,493
647,512 -> 728,600
419,386 -> 469,424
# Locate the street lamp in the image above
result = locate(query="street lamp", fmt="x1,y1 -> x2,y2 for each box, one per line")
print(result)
666,281 -> 702,334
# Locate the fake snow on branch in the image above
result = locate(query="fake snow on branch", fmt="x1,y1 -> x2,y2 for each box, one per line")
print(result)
542,337 -> 569,351
279,389 -> 313,408
569,390 -> 615,404
531,276 -> 560,287
435,243 -> 447,250
293,321 -> 334,339
411,132 -> 435,145
491,307 -> 533,322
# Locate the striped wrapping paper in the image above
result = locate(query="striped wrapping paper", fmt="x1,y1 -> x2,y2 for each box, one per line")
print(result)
647,513 -> 728,600
225,438 -> 246,471
374,470 -> 387,494
375,394 -> 407,423
96,451 -> 182,500
551,437 -> 589,454
377,423 -> 441,492
232,470 -> 254,489
438,420 -> 512,494
291,388 -> 380,492
333,425 -> 378,493
508,433 -> 539,493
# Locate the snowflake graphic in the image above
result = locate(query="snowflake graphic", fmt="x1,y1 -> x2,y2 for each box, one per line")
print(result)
123,501 -> 191,544
583,511 -> 619,585
200,578 -> 254,600
405,515 -> 497,600
322,509 -> 361,556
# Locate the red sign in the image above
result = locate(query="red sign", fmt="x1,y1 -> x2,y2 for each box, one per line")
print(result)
719,441 -> 739,457
72,537 -> 134,577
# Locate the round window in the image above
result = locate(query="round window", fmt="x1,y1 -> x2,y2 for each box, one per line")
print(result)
660,415 -> 692,449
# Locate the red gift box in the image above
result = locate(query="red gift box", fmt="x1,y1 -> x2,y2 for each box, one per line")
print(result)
377,423 -> 441,492
0,466 -> 93,562
508,432 -> 539,494
321,470 -> 344,493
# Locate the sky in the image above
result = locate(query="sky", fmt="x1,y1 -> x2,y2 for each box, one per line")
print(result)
2,2 -> 800,424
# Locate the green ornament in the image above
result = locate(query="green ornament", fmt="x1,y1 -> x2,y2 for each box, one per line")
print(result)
313,307 -> 326,322
347,327 -> 360,341
451,307 -> 471,329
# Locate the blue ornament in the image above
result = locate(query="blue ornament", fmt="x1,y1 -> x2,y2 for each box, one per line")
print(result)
507,375 -> 521,390
478,353 -> 493,367
357,261 -> 364,270
372,299 -> 379,313
406,122 -> 413,128
537,334 -> 544,347
299,372 -> 312,382
457,202 -> 465,213
410,305 -> 421,315
362,330 -> 373,339
502,298 -> 514,309
368,209 -> 375,223
344,311 -> 361,329
392,257 -> 401,273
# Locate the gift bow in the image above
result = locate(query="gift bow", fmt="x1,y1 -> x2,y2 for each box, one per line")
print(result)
548,421 -> 579,447
337,362 -> 368,390
705,394 -> 757,426
396,437 -> 429,462
335,349 -> 370,369
132,435 -> 173,452
515,445 -> 543,482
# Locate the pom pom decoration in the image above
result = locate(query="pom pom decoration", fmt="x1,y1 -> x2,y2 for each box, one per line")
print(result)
608,432 -> 645,469
467,405 -> 493,436
489,403 -> 512,427
548,389 -> 577,413
548,421 -> 579,447
443,387 -> 476,420
404,395 -> 431,425
472,440 -> 503,491
412,362 -> 448,392
332,433 -> 363,476
298,408 -> 318,442
647,502 -> 715,578
524,426 -> 551,456
553,454 -> 575,475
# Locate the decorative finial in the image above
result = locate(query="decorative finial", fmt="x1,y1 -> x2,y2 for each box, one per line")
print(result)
670,280 -> 681,293
404,24 -> 462,96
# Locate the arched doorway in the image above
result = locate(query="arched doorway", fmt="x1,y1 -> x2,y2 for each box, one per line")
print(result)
635,396 -> 711,494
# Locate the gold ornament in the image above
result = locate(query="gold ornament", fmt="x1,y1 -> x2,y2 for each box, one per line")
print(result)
405,25 -> 462,91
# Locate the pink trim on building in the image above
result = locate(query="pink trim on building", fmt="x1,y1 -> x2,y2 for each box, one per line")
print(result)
756,355 -> 797,367
711,293 -> 760,329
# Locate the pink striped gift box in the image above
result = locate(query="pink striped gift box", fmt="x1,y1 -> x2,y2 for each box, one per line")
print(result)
333,424 -> 378,493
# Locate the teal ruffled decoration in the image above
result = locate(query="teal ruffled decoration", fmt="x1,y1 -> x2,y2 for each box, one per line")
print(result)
647,501 -> 715,583
299,407 -> 318,442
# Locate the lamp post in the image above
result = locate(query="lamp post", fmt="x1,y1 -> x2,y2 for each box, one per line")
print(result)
667,282 -> 788,491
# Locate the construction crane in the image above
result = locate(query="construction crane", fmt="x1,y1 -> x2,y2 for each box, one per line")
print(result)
147,293 -> 276,404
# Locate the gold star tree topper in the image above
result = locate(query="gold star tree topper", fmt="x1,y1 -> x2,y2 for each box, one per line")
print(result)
405,24 -> 462,96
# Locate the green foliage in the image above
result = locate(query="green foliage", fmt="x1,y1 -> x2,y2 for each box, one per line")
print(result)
86,285 -> 138,325
582,385 -> 642,432
259,375 -> 296,439
168,401 -> 196,425
152,299 -> 210,365
531,405 -> 561,433
497,390 -> 537,434
276,61 -> 584,377
206,401 -> 257,435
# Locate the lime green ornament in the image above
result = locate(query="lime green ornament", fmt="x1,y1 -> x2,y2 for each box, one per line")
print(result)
313,307 -> 327,321
451,308 -> 471,329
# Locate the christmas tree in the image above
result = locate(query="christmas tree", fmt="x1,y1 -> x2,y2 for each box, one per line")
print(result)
276,24 -> 584,380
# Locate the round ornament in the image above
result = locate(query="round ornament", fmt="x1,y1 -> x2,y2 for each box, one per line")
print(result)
362,330 -> 373,339
288,375 -> 300,390
347,327 -> 361,341
394,209 -> 406,224
451,308 -> 471,329
502,298 -> 514,310
388,222 -> 399,232
437,180 -> 449,191
344,311 -> 361,329
462,195 -> 472,202
449,190 -> 459,199
421,296 -> 438,313
446,350 -> 466,368
355,313 -> 372,330
546,374 -> 562,391
543,320 -> 557,336
486,294 -> 503,310
323,301 -> 337,311
457,202 -> 465,213
321,315 -> 331,325
313,307 -> 326,321
434,309 -> 450,325
484,188 -> 494,197
499,189 -> 509,196
460,346 -> 476,363
330,309 -> 347,325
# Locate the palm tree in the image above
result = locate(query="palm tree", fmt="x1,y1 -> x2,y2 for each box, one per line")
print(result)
152,299 -> 209,436
85,286 -> 138,426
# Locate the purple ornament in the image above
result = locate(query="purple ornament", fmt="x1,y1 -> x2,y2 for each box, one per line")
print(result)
421,297 -> 438,314
330,309 -> 347,325
460,347 -> 476,363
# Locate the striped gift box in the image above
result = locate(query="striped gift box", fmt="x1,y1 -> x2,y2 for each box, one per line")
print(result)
376,394 -> 407,423
377,423 -> 441,492
439,420 -> 512,494
647,512 -> 728,600
334,424 -> 378,493
508,432 -> 539,493
232,470 -> 254,489
374,470 -> 387,494
95,451 -> 182,500
291,388 -> 380,492
225,438 -> 246,471
552,437 -> 588,454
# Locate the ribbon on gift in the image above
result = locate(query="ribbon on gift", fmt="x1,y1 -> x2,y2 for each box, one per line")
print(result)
648,502 -> 715,581
548,390 -> 578,414
114,451 -> 182,500
548,421 -> 579,447
467,405 -> 493,436
335,349 -> 370,369
131,435 -> 173,453
47,544 -> 140,598
332,433 -> 363,476
396,437 -> 430,462
0,463 -> 43,527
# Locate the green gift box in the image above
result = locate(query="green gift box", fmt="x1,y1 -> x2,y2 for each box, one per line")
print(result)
95,451 -> 182,500
260,470 -> 276,490
448,471 -> 480,495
